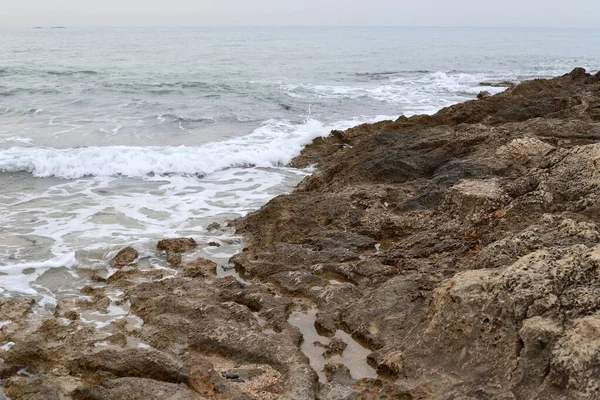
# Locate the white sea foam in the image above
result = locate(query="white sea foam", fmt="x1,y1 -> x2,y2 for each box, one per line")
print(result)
0,119 -> 333,179
281,71 -> 508,111
0,253 -> 78,295
0,341 -> 15,351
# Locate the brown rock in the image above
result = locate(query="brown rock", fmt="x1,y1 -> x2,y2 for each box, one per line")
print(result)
157,238 -> 197,253
181,258 -> 217,277
323,338 -> 348,358
189,364 -> 215,395
71,377 -> 202,400
166,251 -> 182,267
64,310 -> 79,321
111,247 -> 138,267
206,222 -> 221,231
4,376 -> 61,400
477,90 -> 491,99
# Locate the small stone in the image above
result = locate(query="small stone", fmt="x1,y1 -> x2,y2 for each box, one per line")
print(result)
323,338 -> 347,358
182,258 -> 217,278
221,371 -> 239,379
106,333 -> 127,347
207,241 -> 221,247
477,90 -> 491,99
190,365 -> 215,395
157,238 -> 197,253
64,311 -> 79,321
111,247 -> 138,267
90,272 -> 107,282
166,251 -> 182,267
206,222 -> 221,231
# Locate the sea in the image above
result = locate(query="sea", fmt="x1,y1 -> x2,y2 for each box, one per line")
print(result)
0,27 -> 599,316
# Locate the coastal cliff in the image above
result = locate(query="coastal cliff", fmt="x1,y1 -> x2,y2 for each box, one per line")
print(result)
2,68 -> 600,399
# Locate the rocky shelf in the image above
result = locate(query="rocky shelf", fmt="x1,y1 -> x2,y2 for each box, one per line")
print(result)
2,68 -> 600,399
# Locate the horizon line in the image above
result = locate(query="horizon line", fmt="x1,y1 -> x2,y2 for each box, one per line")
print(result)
1,24 -> 600,30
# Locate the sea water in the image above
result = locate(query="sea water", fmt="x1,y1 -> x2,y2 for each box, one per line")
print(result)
1,26 -> 599,309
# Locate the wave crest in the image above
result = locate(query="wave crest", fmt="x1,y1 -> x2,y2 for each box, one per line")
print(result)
0,119 -> 334,179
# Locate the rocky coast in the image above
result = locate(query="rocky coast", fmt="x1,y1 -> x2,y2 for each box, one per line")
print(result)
2,68 -> 600,399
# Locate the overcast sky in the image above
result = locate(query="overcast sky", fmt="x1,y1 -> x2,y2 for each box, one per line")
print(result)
1,0 -> 599,29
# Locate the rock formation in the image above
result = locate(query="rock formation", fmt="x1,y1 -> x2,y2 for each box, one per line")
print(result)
2,68 -> 600,399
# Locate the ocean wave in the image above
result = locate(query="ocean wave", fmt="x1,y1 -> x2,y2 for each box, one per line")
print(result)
0,87 -> 61,96
355,70 -> 432,80
0,115 -> 397,179
47,70 -> 99,76
0,119 -> 336,179
282,71 -> 509,103
103,81 -> 230,91
157,113 -> 217,124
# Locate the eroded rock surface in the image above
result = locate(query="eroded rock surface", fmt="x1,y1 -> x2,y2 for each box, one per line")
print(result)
3,69 -> 600,399
232,69 -> 600,399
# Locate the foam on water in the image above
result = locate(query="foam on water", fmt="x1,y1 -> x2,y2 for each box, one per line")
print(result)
280,71 -> 510,115
0,114 -> 403,305
0,117 -> 390,179
0,253 -> 77,295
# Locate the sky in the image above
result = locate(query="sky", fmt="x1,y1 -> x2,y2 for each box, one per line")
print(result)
1,0 -> 599,29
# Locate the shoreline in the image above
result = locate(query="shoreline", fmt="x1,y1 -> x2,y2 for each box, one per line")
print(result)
2,68 -> 600,399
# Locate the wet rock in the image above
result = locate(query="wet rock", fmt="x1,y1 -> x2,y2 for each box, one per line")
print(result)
206,222 -> 221,231
324,363 -> 353,384
166,250 -> 182,267
105,333 -> 127,347
187,366 -> 213,396
157,238 -> 197,253
323,338 -> 348,358
231,70 -> 600,398
221,371 -> 239,379
71,377 -> 202,400
125,277 -> 319,398
207,241 -> 221,247
0,298 -> 34,324
70,348 -> 188,384
4,375 -> 61,400
111,246 -> 138,267
64,310 -> 79,321
0,298 -> 34,342
480,80 -> 516,88
4,340 -> 49,366
182,257 -> 217,277
477,90 -> 491,99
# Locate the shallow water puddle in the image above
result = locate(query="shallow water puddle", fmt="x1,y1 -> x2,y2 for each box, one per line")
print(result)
287,309 -> 377,383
